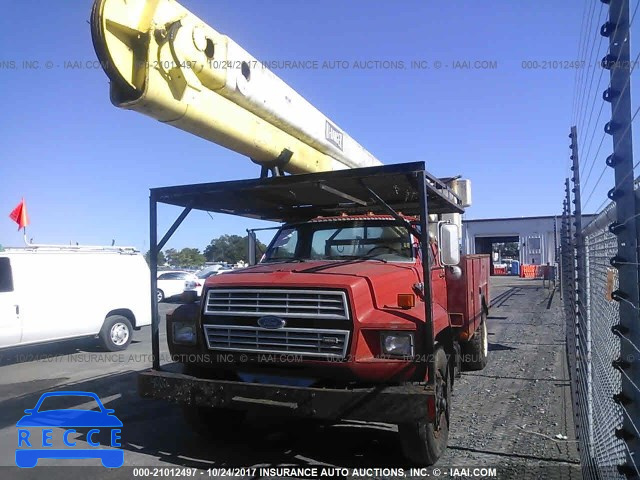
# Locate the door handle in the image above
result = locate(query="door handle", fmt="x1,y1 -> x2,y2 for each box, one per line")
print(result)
14,305 -> 19,315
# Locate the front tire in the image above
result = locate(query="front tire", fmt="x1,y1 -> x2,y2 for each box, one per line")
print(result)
99,315 -> 133,352
157,289 -> 165,302
398,347 -> 450,466
462,313 -> 488,371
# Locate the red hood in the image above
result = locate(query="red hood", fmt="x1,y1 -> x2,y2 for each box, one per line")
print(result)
205,260 -> 421,309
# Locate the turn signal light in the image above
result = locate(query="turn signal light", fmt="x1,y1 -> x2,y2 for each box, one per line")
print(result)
397,293 -> 416,309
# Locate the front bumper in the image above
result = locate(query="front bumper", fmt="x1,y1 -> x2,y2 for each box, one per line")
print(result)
138,364 -> 435,424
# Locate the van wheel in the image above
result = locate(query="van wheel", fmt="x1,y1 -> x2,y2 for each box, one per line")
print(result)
157,289 -> 165,302
182,405 -> 246,440
462,313 -> 488,371
398,347 -> 450,466
99,315 -> 133,351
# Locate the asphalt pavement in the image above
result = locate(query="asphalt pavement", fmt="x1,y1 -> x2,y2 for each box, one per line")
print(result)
0,278 -> 579,479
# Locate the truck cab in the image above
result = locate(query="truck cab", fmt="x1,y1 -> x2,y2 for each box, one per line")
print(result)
172,215 -> 455,385
141,162 -> 490,465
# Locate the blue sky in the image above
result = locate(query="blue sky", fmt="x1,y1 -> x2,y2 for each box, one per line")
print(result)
0,0 -> 631,252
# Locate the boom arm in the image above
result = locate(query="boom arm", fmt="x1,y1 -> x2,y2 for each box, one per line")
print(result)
90,0 -> 383,174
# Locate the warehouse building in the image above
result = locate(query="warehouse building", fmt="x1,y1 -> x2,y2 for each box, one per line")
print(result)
461,214 -> 596,272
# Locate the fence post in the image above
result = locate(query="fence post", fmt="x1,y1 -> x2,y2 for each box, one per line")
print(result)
554,215 -> 559,287
565,177 -> 575,318
564,176 -> 581,449
570,127 -> 587,313
570,126 -> 594,457
560,199 -> 568,301
602,0 -> 640,476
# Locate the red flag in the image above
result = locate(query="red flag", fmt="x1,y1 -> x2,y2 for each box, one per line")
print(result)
9,198 -> 29,230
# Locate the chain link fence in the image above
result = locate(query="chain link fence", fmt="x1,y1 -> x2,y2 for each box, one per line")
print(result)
564,0 -> 640,477
562,204 -> 626,479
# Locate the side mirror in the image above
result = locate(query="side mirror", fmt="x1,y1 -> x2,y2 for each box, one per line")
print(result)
439,223 -> 460,266
247,230 -> 257,266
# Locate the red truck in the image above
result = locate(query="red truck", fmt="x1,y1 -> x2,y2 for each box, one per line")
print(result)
140,162 -> 490,465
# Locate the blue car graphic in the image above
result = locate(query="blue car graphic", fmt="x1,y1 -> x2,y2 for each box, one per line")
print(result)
15,391 -> 123,468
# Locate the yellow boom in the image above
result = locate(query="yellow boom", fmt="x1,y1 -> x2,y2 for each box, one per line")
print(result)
90,0 -> 382,174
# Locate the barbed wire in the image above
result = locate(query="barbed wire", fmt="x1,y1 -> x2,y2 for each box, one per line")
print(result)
578,0 -> 633,195
574,0 -> 599,124
583,99 -> 640,211
623,441 -> 640,478
577,5 -> 610,152
575,0 -> 605,129
571,0 -> 603,178
573,0 -> 596,123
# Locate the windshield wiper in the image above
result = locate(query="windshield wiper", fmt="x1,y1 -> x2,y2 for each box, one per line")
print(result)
325,255 -> 387,263
260,258 -> 306,264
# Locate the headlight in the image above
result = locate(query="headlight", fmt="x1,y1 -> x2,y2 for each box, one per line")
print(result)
380,331 -> 414,357
172,322 -> 197,345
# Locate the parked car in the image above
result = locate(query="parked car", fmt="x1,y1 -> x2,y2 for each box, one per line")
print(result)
198,264 -> 232,275
156,271 -> 196,302
183,270 -> 219,297
0,246 -> 151,351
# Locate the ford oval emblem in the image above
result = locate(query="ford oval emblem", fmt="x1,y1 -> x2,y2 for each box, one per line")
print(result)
257,316 -> 286,329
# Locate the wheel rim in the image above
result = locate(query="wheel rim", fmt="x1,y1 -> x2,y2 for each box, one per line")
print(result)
434,369 -> 448,435
110,322 -> 129,346
157,290 -> 163,301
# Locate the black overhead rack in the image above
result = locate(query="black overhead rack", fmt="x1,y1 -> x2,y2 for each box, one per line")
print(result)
148,161 -> 466,392
150,161 -> 463,223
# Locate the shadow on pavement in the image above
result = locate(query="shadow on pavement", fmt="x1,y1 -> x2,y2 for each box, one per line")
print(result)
488,342 -> 517,352
0,338 -> 108,368
1,370 -> 410,468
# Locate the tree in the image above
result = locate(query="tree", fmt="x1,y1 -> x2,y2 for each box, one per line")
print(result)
163,247 -> 205,268
144,250 -> 166,266
492,242 -> 519,260
164,248 -> 179,267
205,235 -> 266,264
175,248 -> 206,268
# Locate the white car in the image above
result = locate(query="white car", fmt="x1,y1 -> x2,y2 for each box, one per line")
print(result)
156,271 -> 196,302
184,270 -> 222,297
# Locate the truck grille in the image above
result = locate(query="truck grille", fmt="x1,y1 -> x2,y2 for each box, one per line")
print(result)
203,325 -> 349,359
204,289 -> 349,320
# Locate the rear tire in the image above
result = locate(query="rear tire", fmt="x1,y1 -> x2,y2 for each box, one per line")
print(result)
99,315 -> 133,352
398,347 -> 450,466
157,289 -> 165,302
182,405 -> 246,440
462,313 -> 488,371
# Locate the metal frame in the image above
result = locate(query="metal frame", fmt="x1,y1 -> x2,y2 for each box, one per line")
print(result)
148,162 -> 464,390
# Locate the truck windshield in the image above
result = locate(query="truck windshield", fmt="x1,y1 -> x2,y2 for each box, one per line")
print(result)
262,221 -> 414,263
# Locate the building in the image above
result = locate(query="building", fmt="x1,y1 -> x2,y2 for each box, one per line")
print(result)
462,214 -> 596,267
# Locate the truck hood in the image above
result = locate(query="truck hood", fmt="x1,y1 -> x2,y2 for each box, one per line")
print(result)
205,260 -> 420,306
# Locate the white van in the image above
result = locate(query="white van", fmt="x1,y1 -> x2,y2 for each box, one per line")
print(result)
0,246 -> 151,351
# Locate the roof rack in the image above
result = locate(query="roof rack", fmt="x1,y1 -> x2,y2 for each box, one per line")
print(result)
1,234 -> 138,253
151,161 -> 464,223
